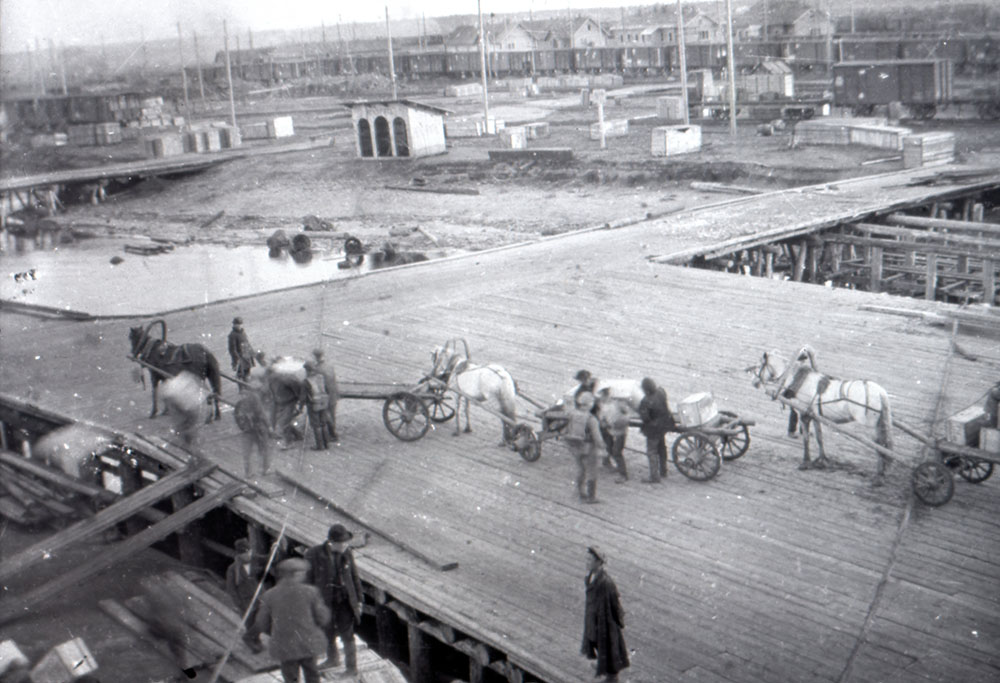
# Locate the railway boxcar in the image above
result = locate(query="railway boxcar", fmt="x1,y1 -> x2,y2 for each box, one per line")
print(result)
445,51 -> 480,78
407,52 -> 449,79
833,59 -> 953,117
622,46 -> 666,75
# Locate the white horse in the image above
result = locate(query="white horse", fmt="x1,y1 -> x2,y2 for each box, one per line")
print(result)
429,342 -> 518,443
749,345 -> 894,484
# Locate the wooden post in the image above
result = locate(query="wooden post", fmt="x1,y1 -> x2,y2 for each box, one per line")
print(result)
247,520 -> 269,559
984,259 -> 997,306
925,253 -> 938,301
171,488 -> 206,566
793,242 -> 808,282
0,421 -> 8,451
469,659 -> 485,683
764,250 -> 774,278
375,605 -> 402,661
119,457 -> 145,536
973,203 -> 985,223
869,246 -> 883,292
808,242 -> 820,283
407,622 -> 433,683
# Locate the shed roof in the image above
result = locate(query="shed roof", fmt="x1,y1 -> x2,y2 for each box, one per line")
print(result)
344,99 -> 453,115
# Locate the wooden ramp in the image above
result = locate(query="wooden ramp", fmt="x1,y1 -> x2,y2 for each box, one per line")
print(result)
0,480 -> 242,624
0,460 -> 216,582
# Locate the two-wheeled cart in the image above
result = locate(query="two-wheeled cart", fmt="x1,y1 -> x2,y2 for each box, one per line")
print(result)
900,419 -> 996,508
338,380 -> 454,442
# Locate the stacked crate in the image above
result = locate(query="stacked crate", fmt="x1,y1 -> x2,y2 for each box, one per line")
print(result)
651,125 -> 702,157
68,124 -> 98,146
902,132 -> 955,168
793,120 -> 852,145
144,133 -> 185,158
590,119 -> 629,140
848,123 -> 912,150
498,126 -> 527,149
95,122 -> 122,145
656,96 -> 687,121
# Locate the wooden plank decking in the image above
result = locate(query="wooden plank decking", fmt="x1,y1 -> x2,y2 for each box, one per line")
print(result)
1,168 -> 998,683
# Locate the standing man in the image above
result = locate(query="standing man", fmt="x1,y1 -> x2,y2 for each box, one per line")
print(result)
312,348 -> 340,441
228,317 -> 256,387
303,361 -> 331,451
249,558 -> 330,683
225,538 -> 266,651
564,392 -> 604,504
234,377 -> 272,477
305,524 -> 364,675
581,546 -> 629,683
598,389 -> 630,484
638,377 -> 672,483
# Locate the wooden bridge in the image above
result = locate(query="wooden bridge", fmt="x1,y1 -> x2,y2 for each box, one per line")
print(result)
1,164 -> 999,683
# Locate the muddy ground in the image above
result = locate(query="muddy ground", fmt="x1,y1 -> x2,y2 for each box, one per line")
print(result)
5,82 -> 1000,257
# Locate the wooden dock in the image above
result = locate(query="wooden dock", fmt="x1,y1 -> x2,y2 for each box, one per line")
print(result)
1,165 -> 998,682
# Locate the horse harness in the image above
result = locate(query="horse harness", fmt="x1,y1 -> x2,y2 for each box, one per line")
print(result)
135,332 -> 192,367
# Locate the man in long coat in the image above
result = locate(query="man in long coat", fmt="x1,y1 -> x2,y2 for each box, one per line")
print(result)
305,524 -> 364,674
250,558 -> 330,683
638,377 -> 672,483
228,317 -> 256,386
581,546 -> 629,682
312,348 -> 340,441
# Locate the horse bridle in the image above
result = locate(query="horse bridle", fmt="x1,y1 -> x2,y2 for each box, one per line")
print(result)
751,353 -> 778,388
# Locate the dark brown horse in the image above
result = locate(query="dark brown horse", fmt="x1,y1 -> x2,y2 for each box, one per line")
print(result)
129,320 -> 222,421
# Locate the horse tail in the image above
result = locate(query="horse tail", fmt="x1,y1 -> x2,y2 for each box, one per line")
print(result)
875,383 -> 893,451
206,350 -> 223,397
498,371 -> 518,421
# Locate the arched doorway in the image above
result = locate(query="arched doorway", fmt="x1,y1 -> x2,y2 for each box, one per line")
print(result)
392,117 -> 410,157
357,119 -> 373,157
374,116 -> 392,157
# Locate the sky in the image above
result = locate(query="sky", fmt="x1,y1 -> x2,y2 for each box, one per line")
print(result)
0,0 -> 657,51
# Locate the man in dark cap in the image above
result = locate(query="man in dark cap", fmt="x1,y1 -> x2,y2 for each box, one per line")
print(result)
638,377 -> 673,483
249,558 -> 330,683
305,524 -> 364,674
581,546 -> 629,683
564,392 -> 604,504
226,538 -> 267,652
228,317 -> 256,387
303,360 -> 331,450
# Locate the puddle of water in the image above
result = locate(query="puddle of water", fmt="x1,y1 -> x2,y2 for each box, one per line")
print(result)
1,236 -> 441,317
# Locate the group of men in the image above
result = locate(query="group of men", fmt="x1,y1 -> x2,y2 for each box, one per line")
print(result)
226,524 -> 364,683
228,317 -> 341,477
562,370 -> 675,505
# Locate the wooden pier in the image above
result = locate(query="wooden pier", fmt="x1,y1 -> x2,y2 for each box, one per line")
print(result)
1,164 -> 999,682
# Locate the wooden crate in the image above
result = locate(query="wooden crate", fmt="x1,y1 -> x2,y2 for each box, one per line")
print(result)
677,392 -> 719,429
903,132 -> 955,169
590,118 -> 629,140
980,427 -> 1000,454
848,124 -> 912,150
498,126 -> 527,149
651,125 -> 702,157
946,405 -> 989,446
656,96 -> 687,121
30,638 -> 97,683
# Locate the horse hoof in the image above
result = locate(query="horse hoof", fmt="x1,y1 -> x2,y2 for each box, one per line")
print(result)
798,462 -> 811,471
464,427 -> 472,434
872,478 -> 885,488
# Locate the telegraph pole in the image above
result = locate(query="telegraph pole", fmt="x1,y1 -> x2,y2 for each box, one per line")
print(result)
478,0 -> 490,130
177,22 -> 191,120
223,20 -> 237,127
35,38 -> 47,95
676,0 -> 689,124
724,0 -> 737,136
385,6 -> 397,99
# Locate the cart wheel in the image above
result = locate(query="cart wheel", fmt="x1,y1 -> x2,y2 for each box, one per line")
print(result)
382,392 -> 430,442
717,410 -> 751,461
511,424 -> 541,462
912,461 -> 954,507
957,458 -> 994,484
671,433 -> 722,481
428,390 -> 456,423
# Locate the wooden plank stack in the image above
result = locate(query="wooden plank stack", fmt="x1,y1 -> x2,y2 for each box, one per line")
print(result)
590,118 -> 629,140
903,132 -> 955,169
0,450 -> 93,528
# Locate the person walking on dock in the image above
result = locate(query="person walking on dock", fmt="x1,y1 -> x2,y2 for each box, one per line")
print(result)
581,546 -> 629,683
235,376 -> 272,477
228,317 -> 256,387
159,370 -> 206,458
565,391 -> 603,504
312,348 -> 340,441
303,361 -> 332,451
638,378 -> 672,483
598,388 -> 630,484
249,558 -> 330,683
305,524 -> 364,675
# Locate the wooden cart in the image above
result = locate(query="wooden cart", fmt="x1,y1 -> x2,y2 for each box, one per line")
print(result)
338,380 -> 454,442
903,420 -> 996,508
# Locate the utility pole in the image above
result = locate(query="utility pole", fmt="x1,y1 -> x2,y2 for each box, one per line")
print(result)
763,0 -> 769,42
26,43 -> 36,97
58,44 -> 68,95
249,29 -> 254,51
140,26 -> 149,78
177,22 -> 191,120
621,7 -> 626,43
676,0 -> 689,125
193,32 -> 207,106
35,38 -> 47,95
724,0 -> 737,137
568,4 -> 574,49
478,0 -> 490,131
223,20 -> 237,128
385,6 -> 397,99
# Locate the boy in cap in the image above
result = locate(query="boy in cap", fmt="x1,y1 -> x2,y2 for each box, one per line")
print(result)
303,360 -> 331,450
228,317 -> 256,386
305,524 -> 364,674
312,348 -> 340,441
226,538 -> 266,651
581,546 -> 629,683
250,558 -> 330,683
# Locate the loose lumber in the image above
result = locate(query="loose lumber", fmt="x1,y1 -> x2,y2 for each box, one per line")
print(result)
487,148 -> 573,162
690,181 -> 761,195
99,598 -> 204,672
0,461 -> 216,582
385,184 -> 480,196
275,469 -> 458,572
821,234 -> 1000,260
0,480 -> 242,623
0,449 -> 112,497
854,223 -> 1000,250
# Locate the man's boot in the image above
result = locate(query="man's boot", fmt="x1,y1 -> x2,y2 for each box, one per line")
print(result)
585,481 -> 599,504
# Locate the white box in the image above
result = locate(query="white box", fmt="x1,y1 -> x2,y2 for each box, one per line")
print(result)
677,393 -> 719,429
590,118 -> 628,140
499,126 -> 527,149
651,125 -> 702,157
656,96 -> 687,121
268,116 -> 295,138
979,427 -> 1000,454
946,405 -> 989,446
30,638 -> 97,683
0,640 -> 29,675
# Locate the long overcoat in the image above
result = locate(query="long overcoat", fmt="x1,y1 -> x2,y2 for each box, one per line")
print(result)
253,577 -> 330,662
581,567 -> 629,676
305,544 -> 363,631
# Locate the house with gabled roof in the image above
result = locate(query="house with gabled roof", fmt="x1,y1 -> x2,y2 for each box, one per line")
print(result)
630,8 -> 725,45
444,25 -> 481,53
739,1 -> 834,39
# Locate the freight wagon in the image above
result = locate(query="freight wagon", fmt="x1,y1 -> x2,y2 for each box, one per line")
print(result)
832,59 -> 953,118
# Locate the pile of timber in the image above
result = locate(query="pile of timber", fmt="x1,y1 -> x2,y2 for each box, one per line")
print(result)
123,241 -> 175,256
903,132 -> 955,169
0,449 -> 108,527
100,570 -> 272,682
793,119 -> 912,150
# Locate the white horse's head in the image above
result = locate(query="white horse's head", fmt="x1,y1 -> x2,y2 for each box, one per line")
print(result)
749,350 -> 788,390
430,344 -> 468,380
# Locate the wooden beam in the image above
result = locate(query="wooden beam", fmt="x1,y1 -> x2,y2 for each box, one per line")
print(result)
985,259 -> 997,306
823,234 -> 1000,260
925,253 -> 939,301
407,621 -> 433,683
793,242 -> 808,282
855,222 -> 1000,250
453,639 -> 491,667
886,212 -> 1000,236
0,449 -> 111,498
0,461 -> 215,581
869,246 -> 883,292
0,480 -> 242,623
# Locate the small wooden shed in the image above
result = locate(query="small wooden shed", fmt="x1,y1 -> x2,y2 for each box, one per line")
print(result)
346,100 -> 451,159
